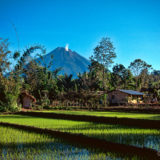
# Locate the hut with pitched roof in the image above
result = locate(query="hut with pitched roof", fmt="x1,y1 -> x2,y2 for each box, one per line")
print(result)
20,91 -> 36,108
108,89 -> 144,105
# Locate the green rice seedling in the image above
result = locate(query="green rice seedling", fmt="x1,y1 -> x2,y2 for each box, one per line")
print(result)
0,126 -> 134,160
0,114 -> 160,151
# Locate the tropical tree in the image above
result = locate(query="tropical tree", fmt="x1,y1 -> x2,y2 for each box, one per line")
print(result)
77,72 -> 101,91
90,37 -> 116,90
56,74 -> 74,93
111,64 -> 126,89
0,38 -> 21,112
122,69 -> 135,89
129,59 -> 152,90
111,64 -> 135,90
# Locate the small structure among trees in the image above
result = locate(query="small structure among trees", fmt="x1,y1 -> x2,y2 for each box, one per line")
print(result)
20,92 -> 36,108
108,89 -> 144,105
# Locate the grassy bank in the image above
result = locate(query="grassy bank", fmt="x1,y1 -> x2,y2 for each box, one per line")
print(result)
36,110 -> 160,120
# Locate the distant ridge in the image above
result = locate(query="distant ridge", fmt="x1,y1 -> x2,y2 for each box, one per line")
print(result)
37,47 -> 90,78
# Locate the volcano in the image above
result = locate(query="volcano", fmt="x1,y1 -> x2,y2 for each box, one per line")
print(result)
37,47 -> 90,78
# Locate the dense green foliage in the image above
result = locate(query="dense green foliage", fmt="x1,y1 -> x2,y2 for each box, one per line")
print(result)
0,115 -> 160,151
0,39 -> 21,112
1,36 -> 160,111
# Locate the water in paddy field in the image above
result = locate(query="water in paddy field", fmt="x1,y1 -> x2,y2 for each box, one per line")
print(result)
0,141 -> 130,160
143,135 -> 160,151
104,133 -> 160,151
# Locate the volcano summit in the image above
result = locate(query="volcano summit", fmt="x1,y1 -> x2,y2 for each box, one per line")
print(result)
38,47 -> 90,78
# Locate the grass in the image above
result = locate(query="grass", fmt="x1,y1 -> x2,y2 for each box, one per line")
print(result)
0,126 -> 126,160
35,110 -> 160,120
0,114 -> 160,151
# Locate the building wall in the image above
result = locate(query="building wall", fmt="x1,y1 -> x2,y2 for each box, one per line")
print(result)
23,96 -> 32,108
108,90 -> 129,104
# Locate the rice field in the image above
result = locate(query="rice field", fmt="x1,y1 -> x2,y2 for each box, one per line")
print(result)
0,126 -> 138,160
36,110 -> 160,120
0,115 -> 160,152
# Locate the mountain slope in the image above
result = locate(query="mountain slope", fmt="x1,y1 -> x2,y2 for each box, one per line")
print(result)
38,47 -> 90,78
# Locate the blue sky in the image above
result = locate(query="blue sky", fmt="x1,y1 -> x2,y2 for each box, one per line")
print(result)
1,0 -> 160,70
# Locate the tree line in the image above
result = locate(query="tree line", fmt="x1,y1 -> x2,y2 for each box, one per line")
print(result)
0,37 -> 160,112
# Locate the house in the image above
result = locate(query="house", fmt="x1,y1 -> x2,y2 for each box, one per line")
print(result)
20,92 -> 36,108
108,89 -> 144,105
